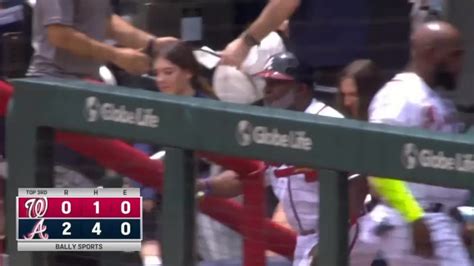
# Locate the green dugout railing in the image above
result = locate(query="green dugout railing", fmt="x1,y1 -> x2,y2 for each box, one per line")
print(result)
6,79 -> 474,266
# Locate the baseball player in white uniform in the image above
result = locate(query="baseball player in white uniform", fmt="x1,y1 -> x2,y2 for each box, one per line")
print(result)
254,52 -> 376,266
365,21 -> 471,265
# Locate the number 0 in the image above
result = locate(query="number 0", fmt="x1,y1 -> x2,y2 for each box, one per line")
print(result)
121,222 -> 130,235
61,201 -> 71,214
121,201 -> 131,214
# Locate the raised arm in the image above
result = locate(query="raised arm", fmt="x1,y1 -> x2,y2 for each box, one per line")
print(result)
197,170 -> 243,198
41,0 -> 157,75
369,177 -> 424,222
220,0 -> 300,67
47,24 -> 150,75
107,15 -> 178,52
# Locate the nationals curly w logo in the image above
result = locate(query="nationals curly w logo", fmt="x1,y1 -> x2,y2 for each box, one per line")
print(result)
24,197 -> 48,218
23,198 -> 49,239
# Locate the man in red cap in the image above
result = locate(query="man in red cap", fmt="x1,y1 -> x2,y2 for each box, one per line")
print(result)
257,51 -> 376,266
256,51 -> 326,112
201,51 -> 376,265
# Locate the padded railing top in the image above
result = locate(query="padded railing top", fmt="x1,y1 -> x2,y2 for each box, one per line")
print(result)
9,78 -> 474,188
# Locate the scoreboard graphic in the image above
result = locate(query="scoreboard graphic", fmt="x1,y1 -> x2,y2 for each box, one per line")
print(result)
17,188 -> 142,251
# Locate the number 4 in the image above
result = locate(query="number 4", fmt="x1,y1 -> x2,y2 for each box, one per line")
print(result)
92,222 -> 102,235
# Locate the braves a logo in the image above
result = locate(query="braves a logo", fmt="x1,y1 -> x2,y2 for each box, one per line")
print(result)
23,198 -> 49,240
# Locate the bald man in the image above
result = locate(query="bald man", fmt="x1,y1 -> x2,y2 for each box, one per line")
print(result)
364,21 -> 471,265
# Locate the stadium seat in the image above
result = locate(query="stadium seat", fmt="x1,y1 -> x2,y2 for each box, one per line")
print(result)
0,4 -> 33,78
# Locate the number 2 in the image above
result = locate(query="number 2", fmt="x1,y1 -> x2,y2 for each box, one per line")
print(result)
62,222 -> 71,235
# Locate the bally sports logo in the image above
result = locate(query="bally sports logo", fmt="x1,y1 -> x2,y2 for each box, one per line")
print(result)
235,120 -> 313,151
84,97 -> 159,128
401,143 -> 474,173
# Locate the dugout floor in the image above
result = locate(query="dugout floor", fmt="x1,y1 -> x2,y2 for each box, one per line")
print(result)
199,257 -> 292,266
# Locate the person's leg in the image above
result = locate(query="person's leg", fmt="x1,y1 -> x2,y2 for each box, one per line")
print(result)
302,224 -> 380,266
423,213 -> 471,266
371,221 -> 435,266
350,243 -> 381,266
196,212 -> 242,262
373,213 -> 470,266
349,233 -> 379,265
141,198 -> 161,264
358,205 -> 437,266
293,234 -> 318,266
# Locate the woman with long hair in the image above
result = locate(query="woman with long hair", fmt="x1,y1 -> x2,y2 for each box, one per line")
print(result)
337,59 -> 384,120
337,60 -> 385,213
336,60 -> 388,265
153,41 -> 215,98
148,41 -> 244,263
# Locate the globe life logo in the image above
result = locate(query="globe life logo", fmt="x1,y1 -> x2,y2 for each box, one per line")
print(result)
401,143 -> 474,173
401,143 -> 419,169
84,96 -> 101,122
235,120 -> 313,151
83,97 -> 159,128
235,120 -> 253,146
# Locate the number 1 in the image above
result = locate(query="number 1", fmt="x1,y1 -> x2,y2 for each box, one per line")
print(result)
93,201 -> 100,214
